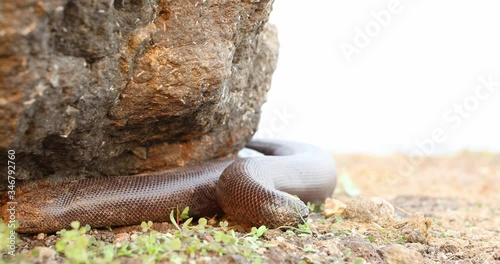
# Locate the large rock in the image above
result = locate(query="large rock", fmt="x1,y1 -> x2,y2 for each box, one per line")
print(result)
0,0 -> 278,185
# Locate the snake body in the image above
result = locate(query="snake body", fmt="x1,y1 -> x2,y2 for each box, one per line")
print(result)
3,140 -> 337,233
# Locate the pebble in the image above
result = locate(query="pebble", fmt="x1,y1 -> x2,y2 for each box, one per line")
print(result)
438,252 -> 448,261
204,235 -> 214,242
323,197 -> 347,217
36,233 -> 46,240
380,244 -> 424,264
113,233 -> 130,244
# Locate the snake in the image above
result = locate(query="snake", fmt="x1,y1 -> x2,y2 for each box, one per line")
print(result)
1,140 -> 337,233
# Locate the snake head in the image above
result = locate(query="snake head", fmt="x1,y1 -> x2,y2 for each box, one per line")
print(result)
266,192 -> 310,228
248,192 -> 310,228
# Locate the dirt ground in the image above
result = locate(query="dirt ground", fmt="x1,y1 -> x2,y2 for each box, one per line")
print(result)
335,151 -> 500,263
4,151 -> 500,263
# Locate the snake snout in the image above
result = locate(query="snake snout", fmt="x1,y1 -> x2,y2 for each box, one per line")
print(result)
274,193 -> 310,227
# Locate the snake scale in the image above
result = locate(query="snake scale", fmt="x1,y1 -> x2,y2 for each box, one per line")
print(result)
1,140 -> 337,233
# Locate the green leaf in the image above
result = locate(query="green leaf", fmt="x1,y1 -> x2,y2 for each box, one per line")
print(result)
169,238 -> 182,250
183,217 -> 193,227
256,226 -> 267,238
180,207 -> 190,220
307,202 -> 316,212
55,240 -> 65,252
334,215 -> 343,223
213,231 -> 225,242
219,221 -> 228,231
344,248 -> 352,258
141,222 -> 149,232
102,244 -> 116,262
70,221 -> 80,230
170,210 -> 181,231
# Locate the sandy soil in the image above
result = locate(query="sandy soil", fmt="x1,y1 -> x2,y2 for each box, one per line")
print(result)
332,151 -> 500,263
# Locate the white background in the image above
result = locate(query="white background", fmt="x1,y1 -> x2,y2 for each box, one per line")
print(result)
257,0 -> 500,154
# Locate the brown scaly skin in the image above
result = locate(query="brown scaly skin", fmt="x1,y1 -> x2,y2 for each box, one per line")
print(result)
1,140 -> 337,233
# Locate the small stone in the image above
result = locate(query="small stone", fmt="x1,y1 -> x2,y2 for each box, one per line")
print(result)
438,252 -> 448,261
427,245 -> 438,254
204,235 -> 214,242
380,244 -> 424,264
343,196 -> 395,226
113,233 -> 130,244
323,198 -> 347,217
36,233 -> 46,240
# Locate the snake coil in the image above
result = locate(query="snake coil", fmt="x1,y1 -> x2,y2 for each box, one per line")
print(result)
1,140 -> 337,233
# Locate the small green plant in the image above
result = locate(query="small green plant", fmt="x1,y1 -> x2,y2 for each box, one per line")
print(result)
196,217 -> 207,232
140,221 -> 153,232
0,221 -> 12,252
334,215 -> 344,223
11,207 -> 279,263
297,220 -> 313,236
307,202 -> 316,212
126,207 -> 272,262
170,206 -> 190,231
55,221 -> 94,263
278,220 -> 313,237
278,198 -> 314,237
343,248 -> 352,258
307,202 -> 325,213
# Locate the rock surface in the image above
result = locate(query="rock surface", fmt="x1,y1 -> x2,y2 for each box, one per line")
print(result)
0,0 -> 278,184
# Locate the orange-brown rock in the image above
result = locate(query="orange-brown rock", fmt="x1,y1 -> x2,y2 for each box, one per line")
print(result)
0,0 -> 278,184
